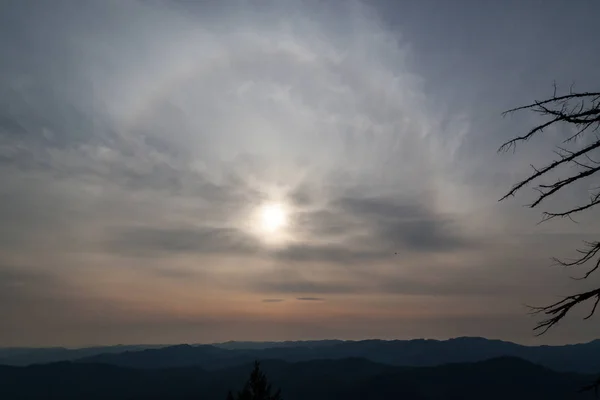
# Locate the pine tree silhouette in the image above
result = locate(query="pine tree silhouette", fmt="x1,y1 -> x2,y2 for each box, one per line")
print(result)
227,361 -> 282,400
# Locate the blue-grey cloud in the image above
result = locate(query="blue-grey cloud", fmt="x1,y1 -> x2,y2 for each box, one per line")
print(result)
337,196 -> 474,252
259,279 -> 360,295
109,226 -> 260,257
1,0 -> 599,347
107,192 -> 475,263
296,297 -> 325,302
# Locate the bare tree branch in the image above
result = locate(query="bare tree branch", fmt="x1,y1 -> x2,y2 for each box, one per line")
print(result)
499,87 -> 600,339
553,241 -> 600,280
542,193 -> 600,221
501,92 -> 600,116
499,139 -> 600,201
528,287 -> 600,335
530,164 -> 600,208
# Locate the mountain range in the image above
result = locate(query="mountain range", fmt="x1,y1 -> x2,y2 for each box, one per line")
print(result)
2,337 -> 600,399
4,337 -> 599,374
0,357 -> 595,399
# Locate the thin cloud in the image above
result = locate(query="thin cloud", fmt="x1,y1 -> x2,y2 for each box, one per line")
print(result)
0,0 -> 599,346
258,279 -> 361,295
108,226 -> 261,257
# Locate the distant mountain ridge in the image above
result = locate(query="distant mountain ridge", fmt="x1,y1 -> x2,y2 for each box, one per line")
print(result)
0,345 -> 163,366
73,337 -> 600,374
4,337 -> 600,374
213,339 -> 345,350
0,356 -> 593,399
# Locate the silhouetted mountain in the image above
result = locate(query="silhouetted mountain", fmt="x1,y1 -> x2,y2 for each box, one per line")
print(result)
213,340 -> 344,350
71,337 -> 600,374
77,344 -> 257,370
0,357 -> 593,399
0,345 -> 163,366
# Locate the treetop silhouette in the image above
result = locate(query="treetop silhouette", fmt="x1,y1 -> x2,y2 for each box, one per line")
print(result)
227,361 -> 282,400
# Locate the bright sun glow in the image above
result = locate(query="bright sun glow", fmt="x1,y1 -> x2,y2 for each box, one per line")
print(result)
248,200 -> 293,245
259,203 -> 288,233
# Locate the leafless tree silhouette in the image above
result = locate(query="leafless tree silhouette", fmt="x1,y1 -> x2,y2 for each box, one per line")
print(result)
499,84 -> 600,336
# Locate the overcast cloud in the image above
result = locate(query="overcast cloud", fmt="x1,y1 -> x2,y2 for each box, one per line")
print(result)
1,0 -> 599,347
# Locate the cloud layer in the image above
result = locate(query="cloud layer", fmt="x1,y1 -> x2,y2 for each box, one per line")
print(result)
1,0 -> 600,346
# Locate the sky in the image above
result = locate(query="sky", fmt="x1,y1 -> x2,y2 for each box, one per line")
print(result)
1,0 -> 599,347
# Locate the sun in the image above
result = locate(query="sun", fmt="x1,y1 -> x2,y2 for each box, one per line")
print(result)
247,199 -> 293,245
259,203 -> 288,233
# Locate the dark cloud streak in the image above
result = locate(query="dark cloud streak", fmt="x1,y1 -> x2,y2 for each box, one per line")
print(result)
108,226 -> 261,257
